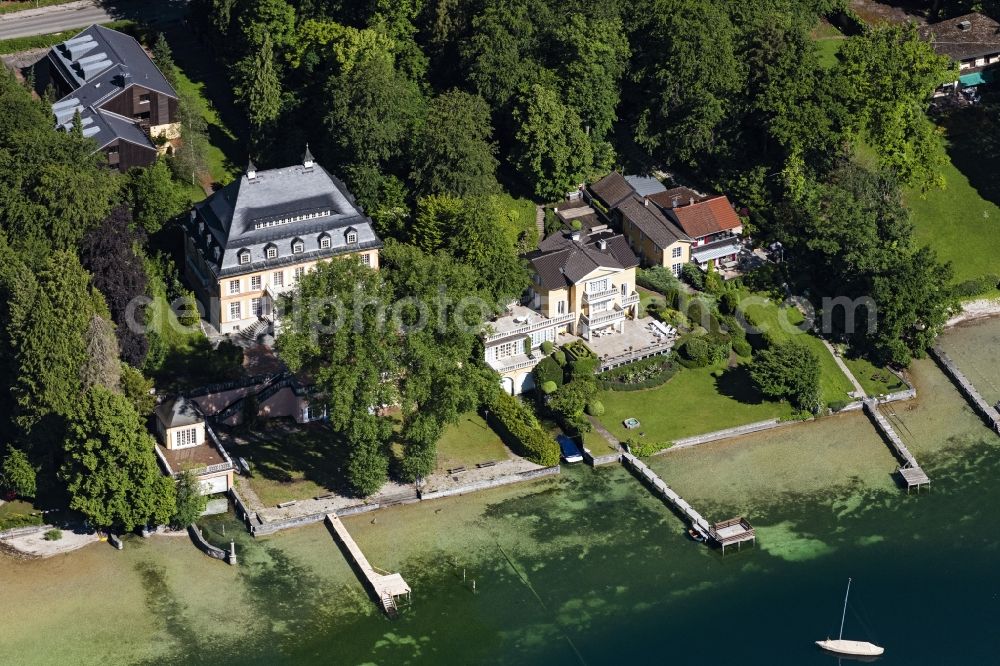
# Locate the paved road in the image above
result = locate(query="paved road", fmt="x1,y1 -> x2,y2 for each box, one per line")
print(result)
0,1 -> 113,40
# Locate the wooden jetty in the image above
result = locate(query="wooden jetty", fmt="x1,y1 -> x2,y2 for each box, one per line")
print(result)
325,514 -> 410,617
863,399 -> 929,492
930,345 -> 1000,434
620,452 -> 754,551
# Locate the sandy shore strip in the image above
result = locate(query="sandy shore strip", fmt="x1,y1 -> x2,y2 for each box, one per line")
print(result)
1,529 -> 100,559
947,297 -> 1000,327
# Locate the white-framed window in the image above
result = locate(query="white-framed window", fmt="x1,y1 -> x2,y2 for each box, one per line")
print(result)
294,266 -> 305,281
252,297 -> 262,316
292,241 -> 304,254
174,427 -> 198,448
361,253 -> 371,266
593,300 -> 610,313
251,275 -> 262,290
228,279 -> 240,295
320,235 -> 331,249
588,278 -> 609,294
671,246 -> 682,258
273,271 -> 284,288
557,300 -> 565,314
239,251 -> 250,265
346,230 -> 358,244
266,246 -> 278,259
671,262 -> 682,276
229,301 -> 241,321
621,283 -> 627,296
495,340 -> 519,359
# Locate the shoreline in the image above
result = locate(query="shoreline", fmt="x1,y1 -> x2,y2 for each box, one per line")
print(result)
946,297 -> 1000,327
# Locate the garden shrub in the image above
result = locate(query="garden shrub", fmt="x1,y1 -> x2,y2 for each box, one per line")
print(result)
541,380 -> 557,395
552,349 -> 567,366
677,336 -> 711,367
540,340 -> 554,355
636,266 -> 681,298
585,400 -> 605,416
483,391 -> 560,466
952,274 -> 1000,299
704,266 -> 724,295
680,263 -> 705,289
624,437 -> 670,457
569,355 -> 598,380
719,291 -> 740,315
44,529 -> 62,541
686,298 -> 710,329
733,339 -> 753,358
534,355 -> 564,388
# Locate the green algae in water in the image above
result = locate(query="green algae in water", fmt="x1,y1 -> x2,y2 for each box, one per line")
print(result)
5,321 -> 1000,665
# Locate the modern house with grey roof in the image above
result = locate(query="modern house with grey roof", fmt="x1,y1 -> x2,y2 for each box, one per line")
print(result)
42,24 -> 179,171
184,150 -> 383,335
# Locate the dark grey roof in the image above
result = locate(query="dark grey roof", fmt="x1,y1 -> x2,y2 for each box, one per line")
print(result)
625,175 -> 668,198
529,231 -> 638,290
48,25 -> 174,154
920,13 -> 1000,62
617,196 -> 691,250
588,172 -> 635,208
155,396 -> 204,428
190,161 -> 383,277
48,25 -> 177,98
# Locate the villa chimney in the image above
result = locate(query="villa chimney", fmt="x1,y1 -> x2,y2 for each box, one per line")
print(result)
643,197 -> 649,207
598,239 -> 607,251
672,196 -> 680,207
246,158 -> 257,180
571,230 -> 581,242
303,143 -> 315,169
689,196 -> 694,206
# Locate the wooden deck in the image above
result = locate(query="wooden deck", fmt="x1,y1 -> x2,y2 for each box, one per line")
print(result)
325,514 -> 410,616
621,452 -> 755,552
863,399 -> 929,491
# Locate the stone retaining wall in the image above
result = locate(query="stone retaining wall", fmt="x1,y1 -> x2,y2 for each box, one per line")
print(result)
583,448 -> 621,466
418,466 -> 560,501
0,525 -> 48,540
188,524 -> 235,564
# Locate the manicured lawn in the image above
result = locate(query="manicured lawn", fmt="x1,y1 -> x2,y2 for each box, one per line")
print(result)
0,500 -> 43,531
233,424 -> 348,506
638,286 -> 665,317
596,362 -> 799,445
582,426 -> 618,457
434,413 -> 510,473
739,292 -> 856,406
842,356 -> 907,398
811,20 -> 845,69
904,116 -> 1000,287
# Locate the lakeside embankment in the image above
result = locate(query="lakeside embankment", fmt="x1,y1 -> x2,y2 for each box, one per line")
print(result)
3,321 -> 1000,665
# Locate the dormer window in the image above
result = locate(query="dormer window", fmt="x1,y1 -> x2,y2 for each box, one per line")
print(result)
265,244 -> 278,259
239,250 -> 251,265
292,239 -> 304,254
345,228 -> 358,245
319,233 -> 331,250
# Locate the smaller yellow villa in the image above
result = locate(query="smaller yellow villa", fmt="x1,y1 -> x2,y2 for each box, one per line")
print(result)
154,397 -> 234,496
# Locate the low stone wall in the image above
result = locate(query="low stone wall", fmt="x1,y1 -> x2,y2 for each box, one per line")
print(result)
583,448 -> 621,466
0,525 -> 48,541
418,466 -> 560,501
251,512 -> 328,537
188,524 -> 235,564
666,418 -> 792,452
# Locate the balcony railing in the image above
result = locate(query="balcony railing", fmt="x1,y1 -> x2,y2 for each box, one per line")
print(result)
488,355 -> 540,373
582,307 -> 625,327
484,311 -> 576,343
583,287 -> 618,304
621,292 -> 640,306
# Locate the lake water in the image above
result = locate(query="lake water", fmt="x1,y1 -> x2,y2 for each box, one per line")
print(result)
3,323 -> 1000,665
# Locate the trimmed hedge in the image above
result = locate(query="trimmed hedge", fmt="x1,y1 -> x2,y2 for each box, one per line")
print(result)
483,392 -> 560,466
597,357 -> 678,391
953,273 -> 1000,299
534,355 -> 564,388
624,437 -> 671,457
585,400 -> 604,416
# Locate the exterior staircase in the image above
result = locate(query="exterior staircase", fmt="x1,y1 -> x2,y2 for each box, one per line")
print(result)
381,591 -> 399,618
238,316 -> 271,341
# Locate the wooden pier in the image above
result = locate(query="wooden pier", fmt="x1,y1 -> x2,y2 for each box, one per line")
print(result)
325,514 -> 410,617
863,399 -> 929,492
930,345 -> 1000,434
620,452 -> 754,551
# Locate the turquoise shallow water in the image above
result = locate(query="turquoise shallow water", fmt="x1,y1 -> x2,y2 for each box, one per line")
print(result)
4,323 -> 1000,665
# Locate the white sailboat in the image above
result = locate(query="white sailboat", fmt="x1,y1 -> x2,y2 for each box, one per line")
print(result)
816,578 -> 885,658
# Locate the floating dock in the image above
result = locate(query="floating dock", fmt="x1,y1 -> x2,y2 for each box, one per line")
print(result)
930,345 -> 1000,434
620,452 -> 754,551
325,514 -> 410,616
863,399 -> 929,492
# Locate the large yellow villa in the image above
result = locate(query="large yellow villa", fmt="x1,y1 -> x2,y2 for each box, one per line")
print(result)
184,148 -> 383,335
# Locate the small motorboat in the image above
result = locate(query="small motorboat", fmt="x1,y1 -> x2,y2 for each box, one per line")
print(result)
816,578 -> 884,658
557,435 -> 583,463
687,528 -> 706,543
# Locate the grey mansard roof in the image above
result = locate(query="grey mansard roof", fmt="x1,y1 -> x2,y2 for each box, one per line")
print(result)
189,161 -> 383,277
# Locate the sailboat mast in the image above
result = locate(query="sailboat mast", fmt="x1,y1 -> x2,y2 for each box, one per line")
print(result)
839,578 -> 852,640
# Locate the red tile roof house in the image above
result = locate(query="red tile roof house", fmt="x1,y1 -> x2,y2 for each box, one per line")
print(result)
662,195 -> 745,269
